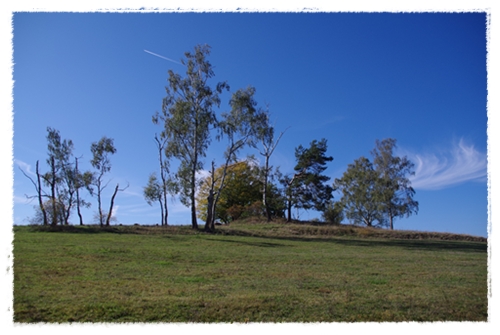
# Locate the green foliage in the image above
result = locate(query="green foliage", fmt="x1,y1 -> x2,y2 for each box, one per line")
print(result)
90,136 -> 117,226
203,87 -> 269,230
42,127 -> 76,225
334,139 -> 419,229
334,156 -> 385,227
371,138 -> 419,230
197,159 -> 285,223
143,173 -> 162,206
154,44 -> 230,229
284,138 -> 334,221
322,201 -> 344,225
90,137 -> 116,173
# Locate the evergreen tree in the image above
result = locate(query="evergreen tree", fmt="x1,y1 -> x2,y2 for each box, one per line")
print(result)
284,139 -> 333,222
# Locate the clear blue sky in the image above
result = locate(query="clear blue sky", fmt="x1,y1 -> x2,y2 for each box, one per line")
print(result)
10,12 -> 489,237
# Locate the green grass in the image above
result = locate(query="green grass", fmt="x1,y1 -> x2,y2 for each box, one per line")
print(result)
13,222 -> 488,322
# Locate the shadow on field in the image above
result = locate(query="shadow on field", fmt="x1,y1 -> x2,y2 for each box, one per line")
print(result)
20,225 -> 486,254
253,234 -> 487,253
208,237 -> 288,248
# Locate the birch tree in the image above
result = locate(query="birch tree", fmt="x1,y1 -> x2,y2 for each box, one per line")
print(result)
371,138 -> 419,230
153,44 -> 229,229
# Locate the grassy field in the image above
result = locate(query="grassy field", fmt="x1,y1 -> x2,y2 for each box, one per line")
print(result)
13,221 -> 488,322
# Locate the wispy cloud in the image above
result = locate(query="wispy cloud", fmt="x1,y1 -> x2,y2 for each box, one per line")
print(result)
15,159 -> 35,177
14,195 -> 34,205
144,50 -> 183,65
111,205 -> 119,218
404,139 -> 487,190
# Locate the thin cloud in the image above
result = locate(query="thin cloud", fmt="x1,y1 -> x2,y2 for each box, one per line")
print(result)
111,205 -> 119,218
405,139 -> 487,190
14,195 -> 33,205
144,50 -> 183,65
15,159 -> 35,177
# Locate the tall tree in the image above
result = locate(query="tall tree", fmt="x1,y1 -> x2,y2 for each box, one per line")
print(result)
257,111 -> 288,221
74,157 -> 94,225
90,136 -> 117,226
284,139 -> 334,222
42,127 -> 74,225
18,160 -> 49,225
333,157 -> 386,227
144,135 -> 178,226
153,44 -> 229,229
371,138 -> 419,230
204,87 -> 267,231
143,172 -> 177,226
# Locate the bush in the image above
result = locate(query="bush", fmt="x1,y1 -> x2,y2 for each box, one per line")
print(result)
322,202 -> 344,225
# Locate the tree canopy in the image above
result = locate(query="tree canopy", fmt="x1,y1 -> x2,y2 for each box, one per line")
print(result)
196,159 -> 285,224
334,138 -> 418,229
334,156 -> 385,227
371,138 -> 419,230
284,138 -> 333,222
153,44 -> 229,229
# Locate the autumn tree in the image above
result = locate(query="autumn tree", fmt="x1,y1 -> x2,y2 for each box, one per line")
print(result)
283,139 -> 334,222
371,138 -> 419,230
196,159 -> 285,223
203,86 -> 268,231
153,44 -> 229,229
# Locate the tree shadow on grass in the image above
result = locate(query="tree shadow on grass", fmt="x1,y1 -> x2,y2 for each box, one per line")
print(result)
208,237 -> 289,248
257,234 -> 487,253
17,225 -> 487,253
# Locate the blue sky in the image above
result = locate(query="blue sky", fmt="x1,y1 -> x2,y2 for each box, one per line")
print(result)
9,11 -> 489,237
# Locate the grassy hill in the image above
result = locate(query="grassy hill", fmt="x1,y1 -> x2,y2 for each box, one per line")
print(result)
12,220 -> 488,322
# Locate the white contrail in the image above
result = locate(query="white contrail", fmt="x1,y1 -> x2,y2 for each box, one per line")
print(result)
144,50 -> 183,65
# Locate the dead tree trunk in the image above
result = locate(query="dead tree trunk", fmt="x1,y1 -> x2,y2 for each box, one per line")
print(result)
106,184 -> 119,226
35,161 -> 48,226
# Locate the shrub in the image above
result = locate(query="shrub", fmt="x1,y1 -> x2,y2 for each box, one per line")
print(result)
322,202 -> 344,225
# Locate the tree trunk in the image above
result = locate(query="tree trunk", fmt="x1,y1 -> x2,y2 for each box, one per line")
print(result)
75,158 -> 84,225
97,179 -> 103,227
162,191 -> 168,226
263,156 -> 272,222
190,163 -> 198,230
286,195 -> 292,223
159,198 -> 165,226
50,157 -> 58,226
204,189 -> 215,232
156,136 -> 169,226
106,184 -> 119,226
35,161 -> 48,226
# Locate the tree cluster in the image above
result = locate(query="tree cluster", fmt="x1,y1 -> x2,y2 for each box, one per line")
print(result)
21,45 -> 418,232
333,139 -> 419,229
148,44 -> 418,231
20,128 -> 127,226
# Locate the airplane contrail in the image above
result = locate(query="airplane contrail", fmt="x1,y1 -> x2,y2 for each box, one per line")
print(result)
144,49 -> 183,65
